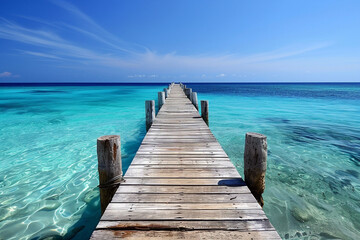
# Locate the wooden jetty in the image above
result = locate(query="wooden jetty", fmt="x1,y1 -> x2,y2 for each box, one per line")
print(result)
91,84 -> 280,239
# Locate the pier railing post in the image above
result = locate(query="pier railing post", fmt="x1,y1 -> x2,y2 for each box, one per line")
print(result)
158,92 -> 165,110
185,88 -> 192,99
146,100 -> 155,131
244,132 -> 267,207
164,88 -> 169,99
191,92 -> 198,110
201,100 -> 209,126
97,135 -> 122,215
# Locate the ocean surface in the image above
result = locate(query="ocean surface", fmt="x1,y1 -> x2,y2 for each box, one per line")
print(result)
0,83 -> 359,240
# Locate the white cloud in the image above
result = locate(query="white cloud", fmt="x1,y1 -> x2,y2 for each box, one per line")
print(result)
128,74 -> 146,78
0,71 -> 12,77
0,72 -> 19,78
216,73 -> 226,78
128,74 -> 158,78
21,50 -> 63,59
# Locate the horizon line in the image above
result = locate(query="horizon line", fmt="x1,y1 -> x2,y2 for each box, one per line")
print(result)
1,81 -> 360,85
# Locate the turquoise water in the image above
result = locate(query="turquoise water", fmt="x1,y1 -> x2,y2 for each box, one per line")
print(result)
0,83 -> 359,239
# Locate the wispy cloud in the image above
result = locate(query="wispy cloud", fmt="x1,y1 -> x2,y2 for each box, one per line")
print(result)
51,0 -> 147,54
0,71 -> 12,77
0,1 -> 336,79
21,50 -> 63,60
128,74 -> 158,78
0,71 -> 19,78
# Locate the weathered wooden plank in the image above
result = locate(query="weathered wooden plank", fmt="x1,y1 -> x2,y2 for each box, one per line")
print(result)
105,202 -> 260,210
137,147 -> 223,151
115,185 -> 251,194
131,157 -> 229,161
139,142 -> 222,146
142,139 -> 214,144
128,166 -> 236,170
132,157 -> 229,161
91,230 -> 281,239
95,219 -> 273,231
143,136 -> 217,140
121,178 -> 245,185
111,193 -> 257,203
101,209 -> 267,221
129,164 -> 235,169
135,151 -> 226,155
124,168 -> 240,178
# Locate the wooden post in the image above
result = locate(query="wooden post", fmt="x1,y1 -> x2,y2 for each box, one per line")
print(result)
158,92 -> 165,110
164,88 -> 169,98
145,100 -> 155,131
191,92 -> 198,110
97,135 -> 122,214
184,88 -> 192,99
244,132 -> 267,207
201,100 -> 209,126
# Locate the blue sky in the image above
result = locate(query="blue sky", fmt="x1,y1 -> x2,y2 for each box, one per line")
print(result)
0,0 -> 359,82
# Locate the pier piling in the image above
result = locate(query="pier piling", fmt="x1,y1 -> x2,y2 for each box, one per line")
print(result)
185,88 -> 192,99
145,100 -> 155,131
191,92 -> 198,110
201,100 -> 209,126
158,92 -> 165,110
164,88 -> 169,99
97,135 -> 122,214
244,132 -> 267,207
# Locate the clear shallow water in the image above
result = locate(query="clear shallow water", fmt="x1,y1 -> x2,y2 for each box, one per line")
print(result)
0,83 -> 359,239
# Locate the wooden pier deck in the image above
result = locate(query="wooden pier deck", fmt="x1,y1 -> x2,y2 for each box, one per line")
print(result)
91,84 -> 280,239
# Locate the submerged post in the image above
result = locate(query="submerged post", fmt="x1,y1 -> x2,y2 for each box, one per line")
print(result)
158,92 -> 165,110
97,135 -> 122,215
164,88 -> 169,98
201,100 -> 209,126
244,132 -> 267,207
145,100 -> 155,131
191,92 -> 198,110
